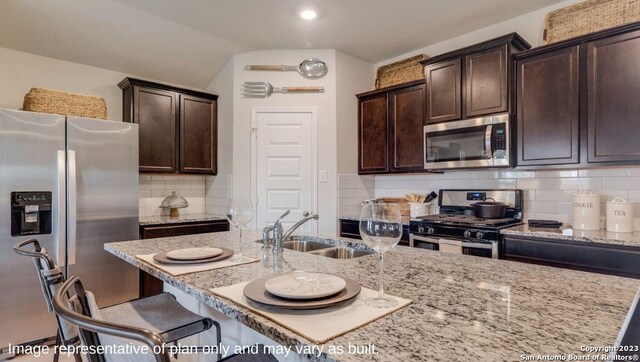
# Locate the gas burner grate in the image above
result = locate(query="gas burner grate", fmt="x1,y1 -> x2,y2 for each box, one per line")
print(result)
418,214 -> 518,226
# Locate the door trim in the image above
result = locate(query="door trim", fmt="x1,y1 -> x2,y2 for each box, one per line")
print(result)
250,108 -> 318,232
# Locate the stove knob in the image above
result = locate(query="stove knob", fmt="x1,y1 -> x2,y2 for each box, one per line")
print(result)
463,230 -> 472,238
417,225 -> 425,233
427,227 -> 435,235
476,231 -> 485,239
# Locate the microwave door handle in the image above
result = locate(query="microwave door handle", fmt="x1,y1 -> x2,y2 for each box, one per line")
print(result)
485,124 -> 493,159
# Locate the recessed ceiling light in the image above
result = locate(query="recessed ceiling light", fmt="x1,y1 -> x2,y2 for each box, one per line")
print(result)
300,10 -> 317,20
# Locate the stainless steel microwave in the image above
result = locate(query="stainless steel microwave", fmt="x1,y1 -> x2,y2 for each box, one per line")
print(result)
424,114 -> 510,170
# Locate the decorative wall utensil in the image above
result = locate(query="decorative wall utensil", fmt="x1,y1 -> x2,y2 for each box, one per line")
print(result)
244,58 -> 328,79
241,82 -> 324,98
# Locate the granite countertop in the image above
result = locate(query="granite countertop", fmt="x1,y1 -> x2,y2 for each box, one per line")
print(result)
502,224 -> 640,248
339,214 -> 411,226
105,230 -> 640,362
139,213 -> 227,226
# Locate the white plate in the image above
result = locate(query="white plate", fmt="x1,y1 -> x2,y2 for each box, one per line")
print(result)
166,247 -> 223,261
264,272 -> 347,300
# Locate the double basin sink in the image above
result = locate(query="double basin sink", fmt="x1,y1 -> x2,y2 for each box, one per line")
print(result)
259,238 -> 374,259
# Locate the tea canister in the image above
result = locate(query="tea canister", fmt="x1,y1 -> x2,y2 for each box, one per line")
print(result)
573,190 -> 601,230
606,197 -> 635,233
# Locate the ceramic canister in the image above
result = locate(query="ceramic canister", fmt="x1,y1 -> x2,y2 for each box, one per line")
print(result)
409,202 -> 429,218
606,197 -> 635,233
573,190 -> 601,230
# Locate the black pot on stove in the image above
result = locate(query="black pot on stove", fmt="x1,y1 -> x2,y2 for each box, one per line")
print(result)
471,198 -> 507,219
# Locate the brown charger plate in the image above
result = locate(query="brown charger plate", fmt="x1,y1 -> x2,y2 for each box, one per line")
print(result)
243,273 -> 361,310
153,247 -> 234,265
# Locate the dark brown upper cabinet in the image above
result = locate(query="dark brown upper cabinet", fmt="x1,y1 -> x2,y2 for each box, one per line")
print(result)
119,78 -> 218,174
425,59 -> 461,123
514,22 -> 640,168
587,29 -> 640,163
358,92 -> 389,174
421,33 -> 531,124
132,86 -> 177,172
516,46 -> 580,166
357,80 -> 425,175
179,94 -> 217,174
465,45 -> 508,117
389,83 -> 426,172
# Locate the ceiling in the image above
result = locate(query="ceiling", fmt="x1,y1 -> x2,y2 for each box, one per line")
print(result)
0,0 -> 565,88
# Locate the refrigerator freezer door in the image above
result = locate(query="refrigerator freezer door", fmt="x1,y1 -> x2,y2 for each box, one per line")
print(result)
66,117 -> 139,307
0,109 -> 66,347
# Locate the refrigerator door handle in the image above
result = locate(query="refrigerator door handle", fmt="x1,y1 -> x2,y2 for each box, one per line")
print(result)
67,150 -> 77,265
57,150 -> 67,266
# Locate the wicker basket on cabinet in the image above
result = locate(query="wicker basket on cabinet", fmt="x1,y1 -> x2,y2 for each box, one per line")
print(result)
544,0 -> 640,44
23,88 -> 107,119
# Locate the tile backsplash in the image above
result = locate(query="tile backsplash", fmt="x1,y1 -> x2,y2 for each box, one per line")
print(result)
139,174 -> 207,217
205,174 -> 232,215
340,167 -> 640,229
338,174 -> 375,216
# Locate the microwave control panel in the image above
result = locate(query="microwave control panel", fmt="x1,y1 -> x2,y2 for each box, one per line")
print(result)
492,124 -> 507,151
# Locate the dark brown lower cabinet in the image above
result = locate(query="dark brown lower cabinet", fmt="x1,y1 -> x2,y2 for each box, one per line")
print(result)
139,219 -> 230,297
503,235 -> 640,279
339,219 -> 409,247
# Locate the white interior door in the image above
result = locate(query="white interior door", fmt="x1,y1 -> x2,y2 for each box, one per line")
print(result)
253,109 -> 316,233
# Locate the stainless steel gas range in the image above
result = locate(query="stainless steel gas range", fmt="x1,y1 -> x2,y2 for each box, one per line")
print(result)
409,189 -> 523,259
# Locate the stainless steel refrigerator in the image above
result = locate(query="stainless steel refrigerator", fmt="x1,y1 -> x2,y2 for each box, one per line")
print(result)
0,109 -> 140,349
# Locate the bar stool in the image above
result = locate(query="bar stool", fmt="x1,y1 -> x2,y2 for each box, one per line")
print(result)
13,239 -> 220,361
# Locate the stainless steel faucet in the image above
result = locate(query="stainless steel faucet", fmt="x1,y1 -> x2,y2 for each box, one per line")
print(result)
265,210 -> 319,256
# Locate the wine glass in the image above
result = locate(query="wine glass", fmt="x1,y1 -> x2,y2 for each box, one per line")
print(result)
359,203 -> 402,308
226,198 -> 254,263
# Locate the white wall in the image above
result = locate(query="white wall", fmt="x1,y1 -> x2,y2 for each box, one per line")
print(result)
374,0 -> 583,68
0,46 -> 212,216
336,51 -> 375,174
204,59 -> 235,215
229,49 -> 338,235
0,46 -> 128,120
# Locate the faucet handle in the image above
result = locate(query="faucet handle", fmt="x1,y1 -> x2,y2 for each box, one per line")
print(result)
275,210 -> 290,225
303,211 -> 310,217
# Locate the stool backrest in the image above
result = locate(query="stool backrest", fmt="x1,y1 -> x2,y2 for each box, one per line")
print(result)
13,238 -> 79,345
53,276 -> 171,362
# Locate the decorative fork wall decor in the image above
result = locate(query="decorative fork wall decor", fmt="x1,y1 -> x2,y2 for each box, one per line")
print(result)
241,82 -> 324,98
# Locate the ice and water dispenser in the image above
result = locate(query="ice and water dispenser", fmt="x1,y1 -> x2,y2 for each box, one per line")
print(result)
11,191 -> 52,236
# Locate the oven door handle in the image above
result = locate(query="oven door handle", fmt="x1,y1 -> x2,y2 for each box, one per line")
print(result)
409,234 -> 439,247
485,124 -> 493,160
410,234 -> 499,258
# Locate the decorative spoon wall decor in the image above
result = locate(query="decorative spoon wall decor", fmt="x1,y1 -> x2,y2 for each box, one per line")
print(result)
244,58 -> 328,79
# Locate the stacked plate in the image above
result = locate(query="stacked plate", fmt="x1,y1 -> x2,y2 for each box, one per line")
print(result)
243,271 -> 361,310
153,247 -> 234,264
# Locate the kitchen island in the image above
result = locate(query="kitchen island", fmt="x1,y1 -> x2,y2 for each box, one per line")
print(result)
105,230 -> 640,362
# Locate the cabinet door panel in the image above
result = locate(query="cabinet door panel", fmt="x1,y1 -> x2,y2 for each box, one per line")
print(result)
389,84 -> 425,171
465,45 -> 509,117
134,87 -> 177,172
358,94 -> 388,173
425,59 -> 461,123
517,46 -> 579,166
588,30 -> 640,163
179,95 -> 217,174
